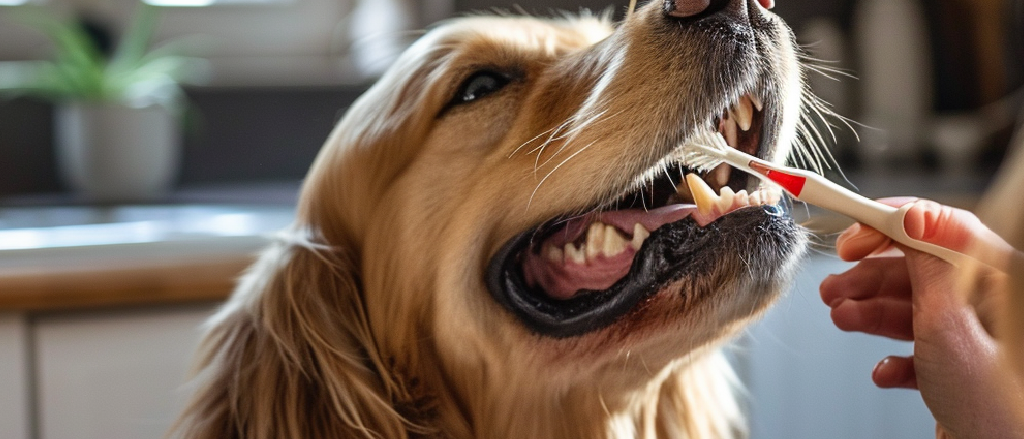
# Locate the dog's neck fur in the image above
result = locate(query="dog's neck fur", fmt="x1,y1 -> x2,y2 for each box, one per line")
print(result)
389,338 -> 746,439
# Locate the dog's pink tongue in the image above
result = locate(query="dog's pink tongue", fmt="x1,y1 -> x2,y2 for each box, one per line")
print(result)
521,205 -> 700,300
522,249 -> 636,300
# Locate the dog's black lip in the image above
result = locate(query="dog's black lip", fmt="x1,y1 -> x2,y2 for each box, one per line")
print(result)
486,205 -> 797,338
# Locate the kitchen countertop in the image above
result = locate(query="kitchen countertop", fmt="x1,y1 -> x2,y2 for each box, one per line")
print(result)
0,184 -> 298,312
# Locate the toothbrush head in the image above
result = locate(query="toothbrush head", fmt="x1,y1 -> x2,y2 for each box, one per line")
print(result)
680,131 -> 731,173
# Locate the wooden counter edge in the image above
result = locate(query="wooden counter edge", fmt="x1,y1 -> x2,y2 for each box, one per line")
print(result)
0,256 -> 255,312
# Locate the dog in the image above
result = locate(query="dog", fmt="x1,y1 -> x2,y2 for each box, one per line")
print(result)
172,1 -> 817,437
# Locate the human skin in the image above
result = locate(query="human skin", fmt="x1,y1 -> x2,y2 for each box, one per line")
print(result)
820,198 -> 1024,439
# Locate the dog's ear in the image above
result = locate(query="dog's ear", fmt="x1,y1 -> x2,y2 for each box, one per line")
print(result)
169,231 -> 412,439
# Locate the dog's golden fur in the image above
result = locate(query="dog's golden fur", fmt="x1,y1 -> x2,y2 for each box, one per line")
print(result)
172,3 -> 810,438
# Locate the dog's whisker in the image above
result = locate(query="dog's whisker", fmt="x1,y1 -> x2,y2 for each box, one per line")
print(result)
529,117 -> 575,156
529,116 -> 579,174
534,108 -> 620,172
511,125 -> 559,159
537,113 -> 613,168
528,140 -> 597,209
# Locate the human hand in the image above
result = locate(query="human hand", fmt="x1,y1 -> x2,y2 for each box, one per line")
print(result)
820,198 -> 1024,439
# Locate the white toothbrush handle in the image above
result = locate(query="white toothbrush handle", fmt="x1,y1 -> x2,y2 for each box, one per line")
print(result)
703,145 -> 978,267
794,173 -> 975,267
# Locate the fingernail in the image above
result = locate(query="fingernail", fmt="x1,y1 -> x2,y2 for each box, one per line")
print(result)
872,357 -> 890,379
836,222 -> 888,255
836,222 -> 862,245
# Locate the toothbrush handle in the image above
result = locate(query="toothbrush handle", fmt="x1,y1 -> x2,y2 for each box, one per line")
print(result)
796,173 -> 975,267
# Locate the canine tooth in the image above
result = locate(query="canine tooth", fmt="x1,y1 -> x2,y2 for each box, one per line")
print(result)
723,116 -> 739,148
685,173 -> 719,215
585,222 -> 605,259
603,225 -> 627,256
735,189 -> 750,206
565,243 -> 585,265
750,94 -> 764,111
544,244 -> 564,264
734,96 -> 753,131
718,186 -> 735,211
632,223 -> 650,249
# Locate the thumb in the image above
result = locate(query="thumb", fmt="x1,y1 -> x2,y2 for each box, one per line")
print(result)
900,201 -> 1014,337
901,200 -> 1016,270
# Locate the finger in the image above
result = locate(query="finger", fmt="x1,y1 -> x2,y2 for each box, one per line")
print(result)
901,200 -> 1017,271
820,257 -> 912,306
901,200 -> 997,252
836,222 -> 894,261
872,355 -> 918,389
830,297 -> 914,341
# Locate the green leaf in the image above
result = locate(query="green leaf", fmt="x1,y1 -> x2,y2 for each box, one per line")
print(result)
0,3 -> 203,105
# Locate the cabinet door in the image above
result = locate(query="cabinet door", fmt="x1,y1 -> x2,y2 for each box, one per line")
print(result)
35,305 -> 215,439
0,314 -> 29,439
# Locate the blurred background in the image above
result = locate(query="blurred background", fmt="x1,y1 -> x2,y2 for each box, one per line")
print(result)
0,0 -> 1021,438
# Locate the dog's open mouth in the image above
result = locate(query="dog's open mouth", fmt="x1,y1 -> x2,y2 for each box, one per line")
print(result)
488,92 -> 802,338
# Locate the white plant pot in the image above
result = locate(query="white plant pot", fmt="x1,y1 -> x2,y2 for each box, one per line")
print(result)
55,102 -> 181,203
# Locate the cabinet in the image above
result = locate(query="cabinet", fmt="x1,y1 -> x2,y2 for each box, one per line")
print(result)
0,307 -> 215,439
34,306 -> 214,439
0,314 -> 29,439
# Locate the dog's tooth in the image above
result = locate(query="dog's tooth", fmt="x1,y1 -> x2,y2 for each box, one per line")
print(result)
685,173 -> 718,215
603,225 -> 627,257
632,223 -> 650,250
718,186 -> 735,212
585,222 -> 605,259
770,185 -> 782,204
750,190 -> 763,206
564,243 -> 585,265
735,189 -> 750,206
734,96 -> 753,131
544,244 -> 564,264
750,94 -> 764,112
714,163 -> 731,187
723,116 -> 739,148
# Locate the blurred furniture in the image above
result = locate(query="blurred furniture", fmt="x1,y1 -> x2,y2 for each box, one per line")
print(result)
0,203 -> 293,439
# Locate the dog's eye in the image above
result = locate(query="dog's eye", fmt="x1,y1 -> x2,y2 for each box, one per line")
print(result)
452,70 -> 512,105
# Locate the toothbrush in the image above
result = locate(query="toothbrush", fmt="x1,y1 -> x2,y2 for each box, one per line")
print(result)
682,131 -> 975,267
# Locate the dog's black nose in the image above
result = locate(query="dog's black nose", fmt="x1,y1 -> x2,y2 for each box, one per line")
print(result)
663,0 -> 774,19
664,0 -> 711,18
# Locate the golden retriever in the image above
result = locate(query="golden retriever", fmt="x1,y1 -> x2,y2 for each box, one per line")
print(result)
172,1 -> 816,437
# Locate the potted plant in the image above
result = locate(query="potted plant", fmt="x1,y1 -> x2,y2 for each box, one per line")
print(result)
0,4 -> 205,203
